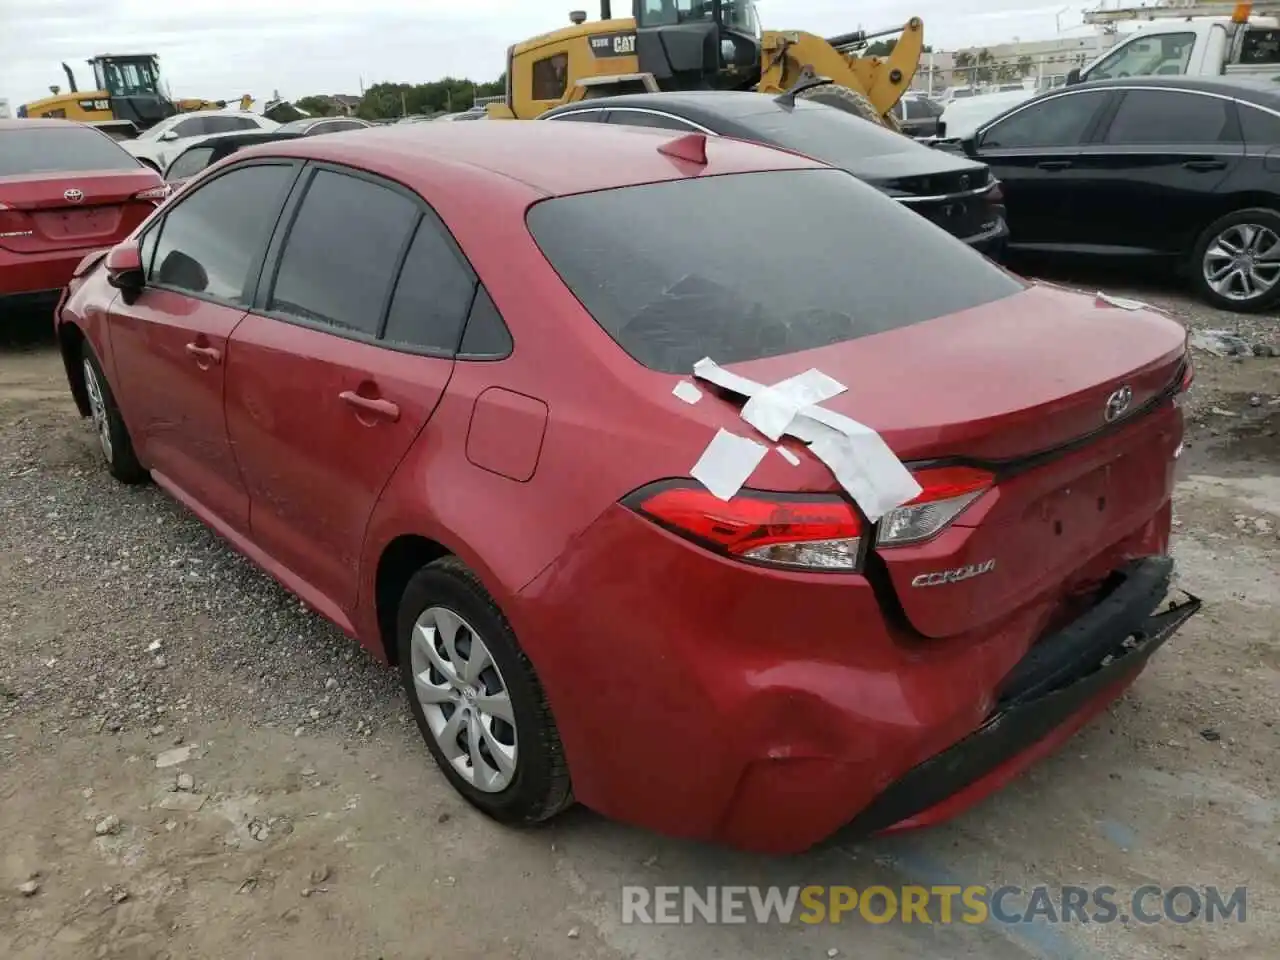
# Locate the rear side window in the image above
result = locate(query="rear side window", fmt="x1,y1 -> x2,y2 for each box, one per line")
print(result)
981,91 -> 1108,148
268,169 -> 419,336
606,110 -> 697,131
739,101 -> 939,162
150,163 -> 295,302
0,125 -> 141,175
1105,90 -> 1231,144
165,146 -> 215,180
527,168 -> 1023,373
1237,103 -> 1280,144
382,215 -> 478,352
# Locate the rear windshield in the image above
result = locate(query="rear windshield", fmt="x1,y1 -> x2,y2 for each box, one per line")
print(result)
738,100 -> 928,162
526,168 -> 1023,373
0,125 -> 142,176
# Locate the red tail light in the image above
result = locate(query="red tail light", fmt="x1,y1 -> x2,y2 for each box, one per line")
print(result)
627,484 -> 864,572
876,466 -> 994,547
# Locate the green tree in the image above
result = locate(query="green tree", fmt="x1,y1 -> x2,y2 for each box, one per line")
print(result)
865,38 -> 933,57
353,76 -> 507,120
952,50 -> 973,85
1016,54 -> 1034,78
975,48 -> 995,83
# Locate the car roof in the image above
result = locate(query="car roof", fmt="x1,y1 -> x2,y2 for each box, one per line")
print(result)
178,129 -> 305,150
1042,74 -> 1280,106
230,120 -> 828,197
0,117 -> 91,131
546,89 -> 805,126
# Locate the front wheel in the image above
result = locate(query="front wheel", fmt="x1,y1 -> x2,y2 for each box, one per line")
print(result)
81,342 -> 147,484
396,557 -> 572,824
1190,208 -> 1280,312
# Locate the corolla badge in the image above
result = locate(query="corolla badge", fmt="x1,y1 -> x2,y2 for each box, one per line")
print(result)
1104,385 -> 1133,423
911,559 -> 996,588
64,188 -> 85,203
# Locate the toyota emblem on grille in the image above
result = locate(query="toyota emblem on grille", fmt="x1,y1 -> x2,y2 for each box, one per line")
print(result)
1104,385 -> 1133,423
64,188 -> 85,203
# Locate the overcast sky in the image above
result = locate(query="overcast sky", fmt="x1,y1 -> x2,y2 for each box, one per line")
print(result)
0,0 -> 1097,107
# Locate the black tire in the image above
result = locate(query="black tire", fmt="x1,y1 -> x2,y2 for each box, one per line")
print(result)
396,556 -> 572,824
1189,207 -> 1280,313
796,83 -> 899,131
80,341 -> 147,484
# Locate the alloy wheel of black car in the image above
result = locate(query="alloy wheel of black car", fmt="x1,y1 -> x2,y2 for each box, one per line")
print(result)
1191,207 -> 1280,313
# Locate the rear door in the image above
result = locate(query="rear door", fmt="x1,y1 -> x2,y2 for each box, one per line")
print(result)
1065,87 -> 1243,254
225,165 -> 472,612
0,124 -> 162,258
971,89 -> 1115,247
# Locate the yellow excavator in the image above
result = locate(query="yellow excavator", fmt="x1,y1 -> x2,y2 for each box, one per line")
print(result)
18,54 -> 253,139
489,0 -> 924,128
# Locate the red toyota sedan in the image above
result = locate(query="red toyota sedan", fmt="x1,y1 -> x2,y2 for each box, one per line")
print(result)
54,122 -> 1198,854
1,119 -> 167,317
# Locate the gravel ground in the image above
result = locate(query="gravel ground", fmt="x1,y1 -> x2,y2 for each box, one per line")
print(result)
0,272 -> 1278,960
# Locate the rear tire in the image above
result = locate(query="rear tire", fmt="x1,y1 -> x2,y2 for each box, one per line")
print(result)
396,557 -> 573,825
1189,207 -> 1280,313
796,83 -> 898,130
80,342 -> 147,484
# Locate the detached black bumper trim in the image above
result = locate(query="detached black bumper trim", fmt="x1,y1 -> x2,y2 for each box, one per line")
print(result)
846,557 -> 1199,836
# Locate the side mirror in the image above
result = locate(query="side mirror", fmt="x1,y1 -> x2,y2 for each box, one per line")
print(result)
1066,68 -> 1082,86
105,241 -> 145,301
158,129 -> 179,142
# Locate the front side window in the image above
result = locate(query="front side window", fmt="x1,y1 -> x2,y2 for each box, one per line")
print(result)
1087,32 -> 1196,81
533,54 -> 569,101
150,164 -> 295,302
1105,90 -> 1231,144
165,146 -> 215,181
527,168 -> 1023,374
171,117 -> 207,138
268,169 -> 419,337
980,91 -> 1109,148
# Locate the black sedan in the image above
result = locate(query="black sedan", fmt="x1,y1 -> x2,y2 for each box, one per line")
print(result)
957,75 -> 1280,312
541,88 -> 1008,255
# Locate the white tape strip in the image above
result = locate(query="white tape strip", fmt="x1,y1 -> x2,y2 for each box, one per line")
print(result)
776,446 -> 801,466
672,381 -> 703,405
690,428 -> 769,502
691,357 -> 921,521
1096,291 -> 1161,312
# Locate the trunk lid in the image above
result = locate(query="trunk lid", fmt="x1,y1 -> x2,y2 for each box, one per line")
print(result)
715,283 -> 1188,638
0,170 -> 163,255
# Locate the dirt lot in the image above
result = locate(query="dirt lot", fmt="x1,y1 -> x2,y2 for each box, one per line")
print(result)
1,273 -> 1278,960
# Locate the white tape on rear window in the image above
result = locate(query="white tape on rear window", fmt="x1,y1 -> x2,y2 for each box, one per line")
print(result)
691,357 -> 921,521
672,380 -> 703,405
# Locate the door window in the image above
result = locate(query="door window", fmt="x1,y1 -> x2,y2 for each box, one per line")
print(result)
1087,32 -> 1196,80
204,115 -> 259,133
606,109 -> 698,131
165,146 -> 215,180
980,91 -> 1109,148
533,54 -> 569,101
1105,90 -> 1231,144
548,110 -> 604,122
268,169 -> 419,337
382,216 -> 478,352
170,117 -> 208,138
149,163 -> 296,302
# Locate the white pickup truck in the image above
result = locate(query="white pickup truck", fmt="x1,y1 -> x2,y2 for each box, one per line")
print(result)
937,3 -> 1280,141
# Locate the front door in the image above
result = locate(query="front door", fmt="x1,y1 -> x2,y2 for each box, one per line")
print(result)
226,166 -> 475,612
973,89 -> 1114,249
106,161 -> 300,530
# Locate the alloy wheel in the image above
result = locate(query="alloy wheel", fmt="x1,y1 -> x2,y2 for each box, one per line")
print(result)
82,358 -> 113,464
410,606 -> 518,793
1203,223 -> 1280,303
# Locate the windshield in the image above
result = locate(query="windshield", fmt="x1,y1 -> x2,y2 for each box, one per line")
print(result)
527,169 -> 1022,373
99,58 -> 162,98
1086,32 -> 1196,81
736,100 -> 935,164
0,126 -> 142,176
637,0 -> 761,36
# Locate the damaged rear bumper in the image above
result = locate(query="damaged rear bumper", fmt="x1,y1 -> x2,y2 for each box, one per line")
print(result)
844,556 -> 1199,837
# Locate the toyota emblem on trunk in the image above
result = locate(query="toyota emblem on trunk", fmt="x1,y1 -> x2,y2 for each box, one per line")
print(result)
64,188 -> 85,203
1104,385 -> 1133,423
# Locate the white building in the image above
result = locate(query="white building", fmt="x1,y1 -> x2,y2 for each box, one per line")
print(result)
917,32 -> 1122,95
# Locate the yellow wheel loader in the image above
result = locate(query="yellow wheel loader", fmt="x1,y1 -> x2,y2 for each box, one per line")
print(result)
489,0 -> 923,129
18,54 -> 253,139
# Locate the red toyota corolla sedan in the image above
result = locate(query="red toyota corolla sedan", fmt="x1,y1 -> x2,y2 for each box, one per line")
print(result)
1,119 -> 167,317
54,121 -> 1198,854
